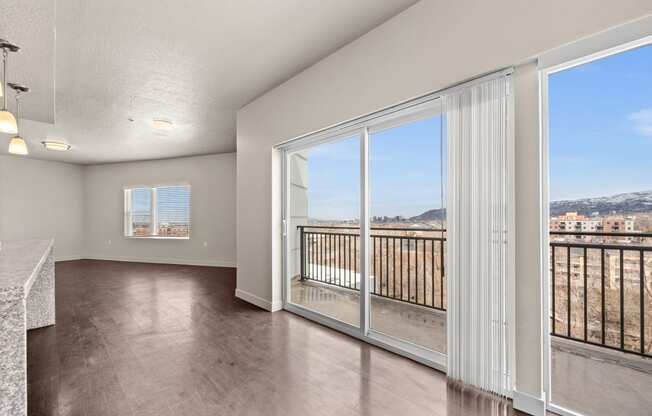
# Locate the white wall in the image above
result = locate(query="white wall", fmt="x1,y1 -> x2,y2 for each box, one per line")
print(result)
0,152 -> 236,266
0,155 -> 84,260
289,152 -> 308,278
236,0 -> 652,409
83,153 -> 236,267
0,153 -> 236,266
513,62 -> 544,407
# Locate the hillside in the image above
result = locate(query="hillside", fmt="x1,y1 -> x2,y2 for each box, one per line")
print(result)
550,190 -> 652,216
406,190 -> 652,220
409,208 -> 446,222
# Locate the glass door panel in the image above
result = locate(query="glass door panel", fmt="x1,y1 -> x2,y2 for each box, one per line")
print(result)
546,40 -> 652,416
368,113 -> 446,352
287,135 -> 361,327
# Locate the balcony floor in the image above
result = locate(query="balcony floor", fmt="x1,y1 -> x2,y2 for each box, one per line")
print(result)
291,279 -> 652,416
291,279 -> 446,353
552,343 -> 652,415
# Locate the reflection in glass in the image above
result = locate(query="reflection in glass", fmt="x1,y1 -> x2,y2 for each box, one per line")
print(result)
368,114 -> 446,352
288,136 -> 361,327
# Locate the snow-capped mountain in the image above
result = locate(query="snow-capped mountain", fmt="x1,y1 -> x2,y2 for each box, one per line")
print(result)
550,190 -> 652,216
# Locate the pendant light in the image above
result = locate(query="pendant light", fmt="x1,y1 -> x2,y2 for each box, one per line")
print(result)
0,40 -> 20,134
7,83 -> 28,155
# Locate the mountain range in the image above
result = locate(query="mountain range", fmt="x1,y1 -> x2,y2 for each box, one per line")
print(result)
407,190 -> 652,220
549,190 -> 652,216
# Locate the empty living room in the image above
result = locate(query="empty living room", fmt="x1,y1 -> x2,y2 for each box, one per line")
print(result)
2,1 -> 652,415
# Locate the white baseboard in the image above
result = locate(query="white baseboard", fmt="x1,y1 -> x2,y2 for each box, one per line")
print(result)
55,254 -> 84,262
82,255 -> 237,268
235,288 -> 283,312
513,390 -> 546,416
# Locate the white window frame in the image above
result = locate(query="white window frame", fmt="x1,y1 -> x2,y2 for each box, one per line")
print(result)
123,183 -> 191,240
280,123 -> 447,371
539,17 -> 652,416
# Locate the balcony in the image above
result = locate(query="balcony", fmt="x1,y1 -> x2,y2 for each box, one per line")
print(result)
293,226 -> 652,415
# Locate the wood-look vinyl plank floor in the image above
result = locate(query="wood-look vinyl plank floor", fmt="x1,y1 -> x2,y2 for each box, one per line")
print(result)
27,260 -> 523,416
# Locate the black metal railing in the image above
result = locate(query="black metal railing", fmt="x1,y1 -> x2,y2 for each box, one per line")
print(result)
298,225 -> 446,311
549,231 -> 652,357
297,226 -> 652,358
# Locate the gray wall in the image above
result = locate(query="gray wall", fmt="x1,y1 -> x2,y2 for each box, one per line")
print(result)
513,62 -> 544,399
236,0 -> 652,404
83,153 -> 236,267
0,155 -> 84,260
289,152 -> 308,278
0,152 -> 236,267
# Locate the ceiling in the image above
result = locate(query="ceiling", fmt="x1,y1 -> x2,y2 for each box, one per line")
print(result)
0,0 -> 418,164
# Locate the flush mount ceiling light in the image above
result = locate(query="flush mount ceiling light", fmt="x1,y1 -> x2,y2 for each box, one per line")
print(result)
152,118 -> 173,131
0,39 -> 20,134
41,140 -> 72,151
7,82 -> 28,155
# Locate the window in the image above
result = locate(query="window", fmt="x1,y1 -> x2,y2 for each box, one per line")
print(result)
124,185 -> 191,238
543,31 -> 652,416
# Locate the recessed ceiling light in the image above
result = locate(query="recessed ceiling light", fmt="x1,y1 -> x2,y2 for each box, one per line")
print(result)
41,140 -> 71,151
152,118 -> 173,131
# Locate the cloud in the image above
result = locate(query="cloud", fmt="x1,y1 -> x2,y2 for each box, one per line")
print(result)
628,109 -> 652,136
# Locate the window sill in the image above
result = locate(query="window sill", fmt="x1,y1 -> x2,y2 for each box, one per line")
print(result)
125,236 -> 190,240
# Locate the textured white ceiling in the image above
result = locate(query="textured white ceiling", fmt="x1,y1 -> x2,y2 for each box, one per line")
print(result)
0,0 -> 55,124
0,0 -> 418,164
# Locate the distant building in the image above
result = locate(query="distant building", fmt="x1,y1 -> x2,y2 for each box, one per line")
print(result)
550,212 -> 635,234
550,212 -> 601,232
602,216 -> 635,232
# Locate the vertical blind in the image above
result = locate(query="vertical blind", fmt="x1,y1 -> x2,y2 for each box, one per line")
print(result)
124,185 -> 191,238
446,72 -> 514,396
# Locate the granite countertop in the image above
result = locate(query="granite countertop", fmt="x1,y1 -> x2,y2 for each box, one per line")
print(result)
0,239 -> 54,302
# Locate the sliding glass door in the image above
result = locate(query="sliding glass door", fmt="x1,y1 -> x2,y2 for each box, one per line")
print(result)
280,70 -> 515,396
543,38 -> 652,416
282,99 -> 447,368
286,135 -> 361,327
368,112 -> 446,353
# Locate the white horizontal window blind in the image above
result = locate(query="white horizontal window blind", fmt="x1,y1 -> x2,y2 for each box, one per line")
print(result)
156,186 -> 191,237
124,185 -> 191,238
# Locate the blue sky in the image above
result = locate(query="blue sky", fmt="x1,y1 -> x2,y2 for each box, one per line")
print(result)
549,43 -> 652,201
306,116 -> 444,221
304,42 -> 652,220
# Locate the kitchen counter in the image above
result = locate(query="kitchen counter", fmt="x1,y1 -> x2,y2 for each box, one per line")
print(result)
0,239 -> 55,416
